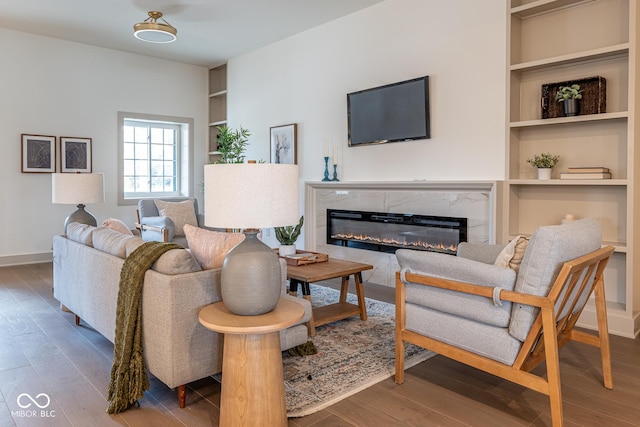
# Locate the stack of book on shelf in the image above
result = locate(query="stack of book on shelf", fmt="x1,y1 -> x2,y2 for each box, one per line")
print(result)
560,167 -> 611,180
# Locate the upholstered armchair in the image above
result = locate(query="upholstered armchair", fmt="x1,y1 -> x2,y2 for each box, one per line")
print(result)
136,197 -> 203,247
395,219 -> 614,427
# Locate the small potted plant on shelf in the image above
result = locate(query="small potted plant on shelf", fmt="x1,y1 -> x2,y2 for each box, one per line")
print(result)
275,216 -> 304,256
527,153 -> 560,180
555,84 -> 583,117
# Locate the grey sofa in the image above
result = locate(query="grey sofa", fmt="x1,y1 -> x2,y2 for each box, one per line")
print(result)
53,223 -> 312,408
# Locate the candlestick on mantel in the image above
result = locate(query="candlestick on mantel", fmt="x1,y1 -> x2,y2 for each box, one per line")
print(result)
322,157 -> 331,181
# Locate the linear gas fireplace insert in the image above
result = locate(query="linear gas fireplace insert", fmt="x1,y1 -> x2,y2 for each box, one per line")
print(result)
327,209 -> 467,255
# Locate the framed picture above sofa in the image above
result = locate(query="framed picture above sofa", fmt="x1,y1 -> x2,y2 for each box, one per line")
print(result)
61,136 -> 92,173
21,134 -> 56,173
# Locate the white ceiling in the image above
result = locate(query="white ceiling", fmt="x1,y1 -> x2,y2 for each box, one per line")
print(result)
0,0 -> 385,68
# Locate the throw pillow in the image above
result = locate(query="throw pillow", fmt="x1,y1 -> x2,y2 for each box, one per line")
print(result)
154,199 -> 198,238
93,227 -> 134,259
184,224 -> 245,270
494,235 -> 529,273
102,218 -> 134,236
66,222 -> 96,246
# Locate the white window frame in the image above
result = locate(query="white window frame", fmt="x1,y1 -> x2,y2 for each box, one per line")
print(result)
117,112 -> 194,206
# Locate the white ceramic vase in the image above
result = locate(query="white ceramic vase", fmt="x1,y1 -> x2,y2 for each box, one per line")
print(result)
537,168 -> 552,180
279,245 -> 297,256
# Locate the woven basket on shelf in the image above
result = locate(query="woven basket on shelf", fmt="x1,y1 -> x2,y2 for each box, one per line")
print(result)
541,76 -> 606,119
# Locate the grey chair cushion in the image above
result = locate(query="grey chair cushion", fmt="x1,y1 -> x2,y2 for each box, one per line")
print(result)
397,249 -> 517,327
508,219 -> 602,341
406,303 -> 522,365
457,242 -> 506,264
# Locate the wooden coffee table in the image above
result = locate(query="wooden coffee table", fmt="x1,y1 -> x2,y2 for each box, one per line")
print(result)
286,258 -> 373,335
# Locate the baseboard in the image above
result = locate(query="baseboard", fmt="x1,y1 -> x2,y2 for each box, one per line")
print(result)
0,252 -> 52,267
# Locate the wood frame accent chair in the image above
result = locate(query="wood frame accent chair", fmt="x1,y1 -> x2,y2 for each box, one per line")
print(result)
395,219 -> 614,427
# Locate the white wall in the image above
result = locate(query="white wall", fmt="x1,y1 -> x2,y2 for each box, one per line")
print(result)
228,0 -> 507,184
0,29 -> 207,263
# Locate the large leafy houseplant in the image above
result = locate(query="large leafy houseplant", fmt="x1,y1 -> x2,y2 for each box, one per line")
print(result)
215,125 -> 250,164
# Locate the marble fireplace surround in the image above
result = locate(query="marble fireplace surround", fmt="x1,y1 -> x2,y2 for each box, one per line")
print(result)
305,181 -> 497,288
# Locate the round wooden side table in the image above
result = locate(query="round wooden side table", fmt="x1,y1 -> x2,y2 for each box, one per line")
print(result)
198,298 -> 304,427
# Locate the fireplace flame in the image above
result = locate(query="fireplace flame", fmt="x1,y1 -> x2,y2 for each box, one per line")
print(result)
331,232 -> 457,253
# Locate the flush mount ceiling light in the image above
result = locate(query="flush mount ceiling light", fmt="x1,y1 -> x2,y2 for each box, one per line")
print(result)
134,11 -> 177,43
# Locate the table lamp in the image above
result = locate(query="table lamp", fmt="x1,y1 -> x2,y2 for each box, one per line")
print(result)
52,173 -> 105,233
204,163 -> 299,316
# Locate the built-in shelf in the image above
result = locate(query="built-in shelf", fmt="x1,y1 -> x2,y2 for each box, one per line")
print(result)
510,111 -> 628,128
510,0 -> 594,18
506,179 -> 627,186
510,43 -> 629,72
505,0 -> 638,338
209,90 -> 227,98
208,64 -> 227,162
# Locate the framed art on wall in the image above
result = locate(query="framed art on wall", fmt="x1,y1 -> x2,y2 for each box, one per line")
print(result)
61,137 -> 92,172
21,134 -> 56,173
270,123 -> 297,164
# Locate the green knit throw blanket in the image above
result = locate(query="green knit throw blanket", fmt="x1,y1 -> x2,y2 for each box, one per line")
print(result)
107,241 -> 181,414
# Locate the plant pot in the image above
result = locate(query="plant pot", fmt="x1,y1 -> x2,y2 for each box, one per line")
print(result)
562,99 -> 580,117
279,245 -> 297,256
537,168 -> 552,180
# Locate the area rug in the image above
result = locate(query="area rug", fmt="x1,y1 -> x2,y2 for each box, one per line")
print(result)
282,284 -> 434,417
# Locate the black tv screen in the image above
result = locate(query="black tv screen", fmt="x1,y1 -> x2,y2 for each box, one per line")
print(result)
347,76 -> 430,147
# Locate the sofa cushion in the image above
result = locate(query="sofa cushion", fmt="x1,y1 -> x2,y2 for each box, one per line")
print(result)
102,217 -> 134,235
154,199 -> 198,237
93,227 -> 134,259
397,249 -> 516,328
124,236 -> 201,274
66,222 -> 96,246
184,224 -> 245,270
509,219 -> 602,341
152,249 -> 202,275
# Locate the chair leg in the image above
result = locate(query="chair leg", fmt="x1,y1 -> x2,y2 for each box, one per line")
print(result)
395,335 -> 405,384
594,279 -> 613,389
178,384 -> 186,408
75,315 -> 80,326
541,307 -> 563,427
395,272 -> 407,384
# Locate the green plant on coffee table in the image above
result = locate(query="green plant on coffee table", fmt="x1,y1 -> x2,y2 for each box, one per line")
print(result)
215,125 -> 250,164
555,84 -> 583,102
527,153 -> 560,169
274,216 -> 304,245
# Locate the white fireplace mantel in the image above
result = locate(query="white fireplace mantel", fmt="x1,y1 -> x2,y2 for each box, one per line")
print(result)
304,180 -> 497,287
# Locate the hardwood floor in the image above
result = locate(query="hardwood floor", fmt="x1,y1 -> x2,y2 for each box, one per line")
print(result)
1,262 -> 639,426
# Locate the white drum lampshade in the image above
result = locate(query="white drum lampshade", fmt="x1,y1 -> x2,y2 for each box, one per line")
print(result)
52,173 -> 105,233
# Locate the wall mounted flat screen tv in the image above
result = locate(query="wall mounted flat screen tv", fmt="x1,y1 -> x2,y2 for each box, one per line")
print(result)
347,76 -> 430,147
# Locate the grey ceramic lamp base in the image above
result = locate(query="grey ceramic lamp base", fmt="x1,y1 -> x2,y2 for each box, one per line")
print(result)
221,230 -> 282,316
64,204 -> 97,234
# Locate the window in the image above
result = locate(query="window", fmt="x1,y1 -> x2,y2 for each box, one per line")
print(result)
118,112 -> 194,205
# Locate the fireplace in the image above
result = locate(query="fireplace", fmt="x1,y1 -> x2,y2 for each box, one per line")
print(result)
327,209 -> 467,255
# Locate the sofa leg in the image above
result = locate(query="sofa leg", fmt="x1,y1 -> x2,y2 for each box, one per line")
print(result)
75,315 -> 80,326
178,385 -> 186,408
